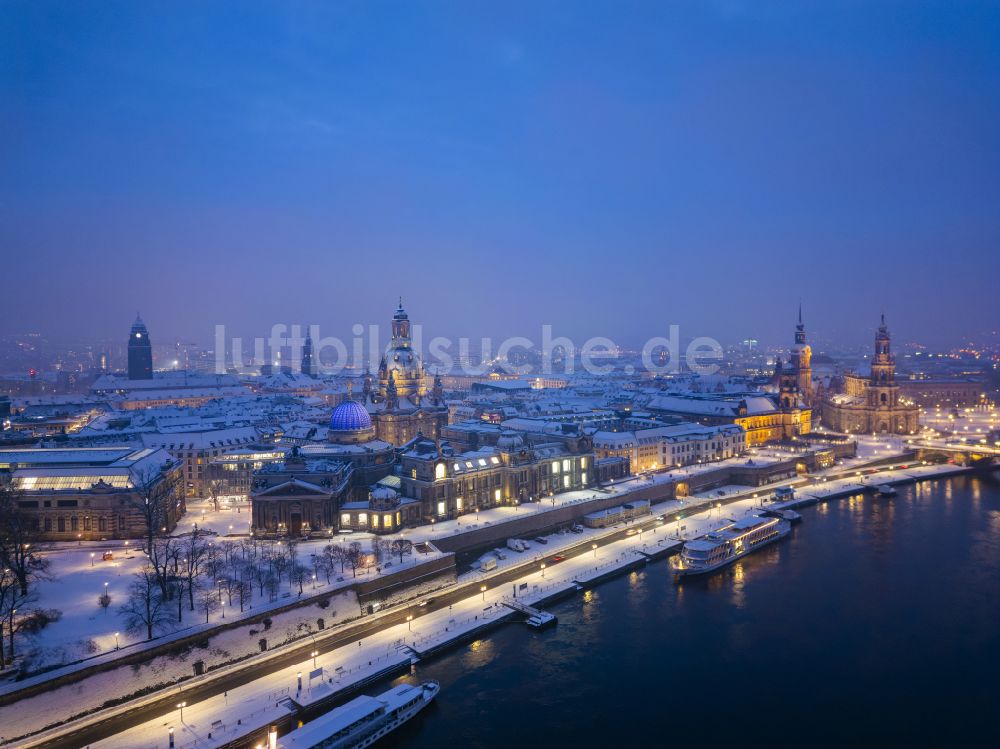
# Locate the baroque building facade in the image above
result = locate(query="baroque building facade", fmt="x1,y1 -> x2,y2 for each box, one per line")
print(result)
790,305 -> 814,405
357,301 -> 448,446
822,316 -> 920,434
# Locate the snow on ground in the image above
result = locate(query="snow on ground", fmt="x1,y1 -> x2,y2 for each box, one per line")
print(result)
25,456 -> 974,749
0,589 -> 359,743
3,539 -> 442,683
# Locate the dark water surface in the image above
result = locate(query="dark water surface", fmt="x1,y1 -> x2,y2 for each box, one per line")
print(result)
379,475 -> 1000,748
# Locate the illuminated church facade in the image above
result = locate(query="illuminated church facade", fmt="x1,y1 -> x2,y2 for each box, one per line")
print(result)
359,301 -> 448,445
822,315 -> 919,434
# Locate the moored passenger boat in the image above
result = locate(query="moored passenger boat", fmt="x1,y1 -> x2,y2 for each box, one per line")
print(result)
672,516 -> 791,581
279,681 -> 439,749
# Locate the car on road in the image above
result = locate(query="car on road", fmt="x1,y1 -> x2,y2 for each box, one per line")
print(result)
550,555 -> 565,564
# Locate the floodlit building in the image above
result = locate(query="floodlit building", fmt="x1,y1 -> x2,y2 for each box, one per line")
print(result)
355,301 -> 448,445
1,446 -> 184,541
822,316 -> 920,434
249,448 -> 352,537
591,422 -> 746,472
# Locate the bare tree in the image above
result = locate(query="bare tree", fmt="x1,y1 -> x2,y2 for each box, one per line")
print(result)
179,529 -> 210,612
1,578 -> 59,666
0,566 -> 35,668
325,544 -> 347,574
146,535 -> 179,602
128,464 -> 182,557
390,539 -> 413,565
346,542 -> 364,578
198,587 -> 220,623
207,478 -> 225,513
372,538 -> 391,565
120,565 -> 171,641
317,546 -> 336,583
0,483 -> 51,596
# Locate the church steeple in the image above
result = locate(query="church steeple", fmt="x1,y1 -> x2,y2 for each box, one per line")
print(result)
391,298 -> 411,345
301,324 -> 314,377
795,303 -> 806,345
871,314 -> 894,385
791,305 -> 813,405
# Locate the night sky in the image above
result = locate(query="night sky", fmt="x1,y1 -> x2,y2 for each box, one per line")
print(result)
2,1 -> 999,348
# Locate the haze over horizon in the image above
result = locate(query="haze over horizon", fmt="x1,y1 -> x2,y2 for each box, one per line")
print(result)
3,1 -> 999,348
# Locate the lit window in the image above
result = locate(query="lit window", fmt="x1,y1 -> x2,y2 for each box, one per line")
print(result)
384,515 -> 393,529
581,472 -> 587,484
562,459 -> 570,472
341,512 -> 350,525
490,457 -> 500,465
552,461 -> 560,474
580,457 -> 587,469
563,475 -> 570,489
371,515 -> 379,528
477,458 -> 487,467
437,501 -> 446,516
358,513 -> 368,525
494,489 -> 501,502
435,463 -> 446,480
457,496 -> 464,511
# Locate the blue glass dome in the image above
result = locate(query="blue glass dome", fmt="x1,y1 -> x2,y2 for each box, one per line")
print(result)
329,400 -> 372,431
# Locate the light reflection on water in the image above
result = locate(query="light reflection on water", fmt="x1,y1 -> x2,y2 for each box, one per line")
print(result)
376,475 -> 1000,749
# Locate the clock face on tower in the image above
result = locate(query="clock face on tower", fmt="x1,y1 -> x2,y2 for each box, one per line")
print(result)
135,333 -> 142,338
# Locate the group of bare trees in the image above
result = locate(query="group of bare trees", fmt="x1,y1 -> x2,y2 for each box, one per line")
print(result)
119,533 -> 415,642
0,483 -> 54,669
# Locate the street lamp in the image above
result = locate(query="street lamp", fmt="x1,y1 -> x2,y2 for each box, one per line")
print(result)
90,552 -> 95,567
114,631 -> 120,650
169,726 -> 175,749
540,563 -> 546,578
311,650 -> 319,668
406,614 -> 413,631
176,701 -> 186,722
592,543 -> 598,558
480,584 -> 487,601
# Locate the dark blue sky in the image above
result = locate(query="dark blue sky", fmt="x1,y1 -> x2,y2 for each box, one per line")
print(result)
2,1 -> 998,348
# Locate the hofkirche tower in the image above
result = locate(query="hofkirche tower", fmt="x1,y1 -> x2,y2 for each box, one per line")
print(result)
790,304 -> 813,405
867,313 -> 899,406
821,314 -> 919,434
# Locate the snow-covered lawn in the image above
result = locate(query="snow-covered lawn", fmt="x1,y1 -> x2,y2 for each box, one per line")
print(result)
3,537 -> 443,680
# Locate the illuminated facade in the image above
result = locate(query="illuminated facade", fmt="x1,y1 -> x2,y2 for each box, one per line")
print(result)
790,305 -> 814,405
648,391 -> 810,447
359,301 -> 448,445
249,450 -> 352,537
398,434 -> 597,522
3,447 -> 184,541
822,315 -> 920,434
